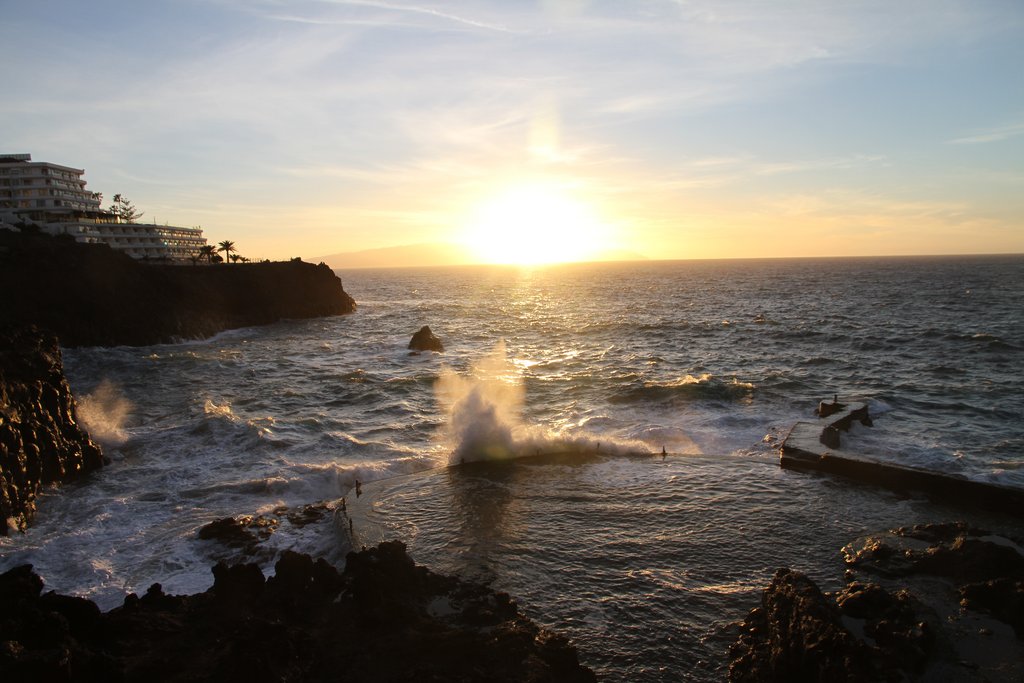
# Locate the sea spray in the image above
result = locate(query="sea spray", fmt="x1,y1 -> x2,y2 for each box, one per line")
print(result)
436,341 -> 648,463
76,379 -> 132,447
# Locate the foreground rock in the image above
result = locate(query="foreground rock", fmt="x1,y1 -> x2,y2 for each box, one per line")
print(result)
729,522 -> 1024,682
0,541 -> 596,682
0,230 -> 356,347
0,326 -> 104,535
409,325 -> 444,352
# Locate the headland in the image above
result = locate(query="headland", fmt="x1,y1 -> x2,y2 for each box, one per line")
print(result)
0,229 -> 355,347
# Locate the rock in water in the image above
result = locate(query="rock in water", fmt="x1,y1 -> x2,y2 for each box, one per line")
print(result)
409,325 -> 444,352
729,568 -> 875,682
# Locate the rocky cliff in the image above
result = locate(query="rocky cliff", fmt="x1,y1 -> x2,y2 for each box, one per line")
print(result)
0,326 -> 104,535
0,230 -> 356,347
0,541 -> 597,682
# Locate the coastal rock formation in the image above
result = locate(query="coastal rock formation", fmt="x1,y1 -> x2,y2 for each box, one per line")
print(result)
0,326 -> 104,535
409,325 -> 444,352
197,502 -> 335,559
729,522 -> 1024,682
0,541 -> 597,682
0,230 -> 356,347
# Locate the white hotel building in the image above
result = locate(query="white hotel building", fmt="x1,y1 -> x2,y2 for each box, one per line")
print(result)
0,153 -> 207,261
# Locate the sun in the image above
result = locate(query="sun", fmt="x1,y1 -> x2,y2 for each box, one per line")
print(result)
461,184 -> 610,265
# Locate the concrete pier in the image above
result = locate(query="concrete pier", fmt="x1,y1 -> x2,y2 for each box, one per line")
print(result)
781,401 -> 1024,516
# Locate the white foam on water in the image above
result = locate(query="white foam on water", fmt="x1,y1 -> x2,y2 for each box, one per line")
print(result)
436,341 -> 649,464
76,379 -> 132,447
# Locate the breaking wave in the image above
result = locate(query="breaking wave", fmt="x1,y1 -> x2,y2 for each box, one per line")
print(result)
436,341 -> 648,464
609,373 -> 755,405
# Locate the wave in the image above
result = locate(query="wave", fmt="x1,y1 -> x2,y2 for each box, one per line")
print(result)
609,373 -> 755,405
76,379 -> 132,447
436,341 -> 649,464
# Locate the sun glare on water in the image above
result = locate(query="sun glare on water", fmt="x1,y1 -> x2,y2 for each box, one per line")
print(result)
462,185 -> 610,265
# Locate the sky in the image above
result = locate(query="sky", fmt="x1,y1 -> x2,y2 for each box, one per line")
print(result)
2,0 -> 1022,264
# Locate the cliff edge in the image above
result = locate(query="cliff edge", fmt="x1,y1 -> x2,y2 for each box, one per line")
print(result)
0,230 -> 356,347
0,326 -> 104,535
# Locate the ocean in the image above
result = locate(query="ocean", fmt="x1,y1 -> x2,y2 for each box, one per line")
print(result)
2,255 -> 1022,680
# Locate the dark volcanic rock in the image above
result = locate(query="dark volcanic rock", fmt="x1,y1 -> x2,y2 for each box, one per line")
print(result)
0,326 -> 104,534
0,541 -> 597,682
729,568 -> 875,682
197,503 -> 334,561
731,522 -> 1024,682
409,325 -> 444,352
0,230 -> 356,347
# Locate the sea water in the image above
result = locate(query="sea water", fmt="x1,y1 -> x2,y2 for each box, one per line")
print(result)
2,256 -> 1022,679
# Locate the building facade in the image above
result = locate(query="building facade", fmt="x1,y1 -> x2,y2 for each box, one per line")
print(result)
0,153 -> 207,261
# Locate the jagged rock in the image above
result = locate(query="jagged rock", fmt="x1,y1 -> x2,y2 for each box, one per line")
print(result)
731,522 -> 1024,682
409,325 -> 444,352
0,326 -> 104,534
0,542 -> 597,682
729,568 -> 874,682
197,514 -> 279,552
0,230 -> 356,347
197,503 -> 334,560
961,577 -> 1024,638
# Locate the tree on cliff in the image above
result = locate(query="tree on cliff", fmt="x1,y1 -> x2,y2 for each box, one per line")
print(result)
108,194 -> 144,223
218,240 -> 236,264
198,245 -> 218,264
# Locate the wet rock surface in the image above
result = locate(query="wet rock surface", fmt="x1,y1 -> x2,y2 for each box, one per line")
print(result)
730,522 -> 1024,682
197,502 -> 336,559
0,326 -> 104,535
0,541 -> 595,682
0,231 -> 356,347
409,325 -> 444,352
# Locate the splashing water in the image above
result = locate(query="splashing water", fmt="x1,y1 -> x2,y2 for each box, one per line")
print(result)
75,380 -> 132,447
436,341 -> 649,464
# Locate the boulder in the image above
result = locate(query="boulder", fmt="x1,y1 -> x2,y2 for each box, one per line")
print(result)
409,325 -> 444,352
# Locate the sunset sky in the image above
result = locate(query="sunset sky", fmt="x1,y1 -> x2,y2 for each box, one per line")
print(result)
3,0 -> 1022,264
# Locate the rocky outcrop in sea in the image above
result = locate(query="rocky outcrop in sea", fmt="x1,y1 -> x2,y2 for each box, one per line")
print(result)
0,541 -> 597,682
0,326 -> 104,535
0,230 -> 356,347
409,325 -> 444,352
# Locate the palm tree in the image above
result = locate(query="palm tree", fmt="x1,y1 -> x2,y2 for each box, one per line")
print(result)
218,240 -> 236,265
198,244 -> 218,264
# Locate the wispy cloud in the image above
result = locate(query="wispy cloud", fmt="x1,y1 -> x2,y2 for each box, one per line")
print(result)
949,119 -> 1024,145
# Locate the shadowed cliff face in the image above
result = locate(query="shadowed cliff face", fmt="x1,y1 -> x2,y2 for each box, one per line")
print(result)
0,231 -> 356,347
0,327 -> 105,534
0,542 -> 597,683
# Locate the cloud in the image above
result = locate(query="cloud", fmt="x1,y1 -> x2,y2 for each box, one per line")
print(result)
949,119 -> 1024,145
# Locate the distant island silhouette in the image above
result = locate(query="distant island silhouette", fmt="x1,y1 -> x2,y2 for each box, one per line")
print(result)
313,241 -> 648,269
